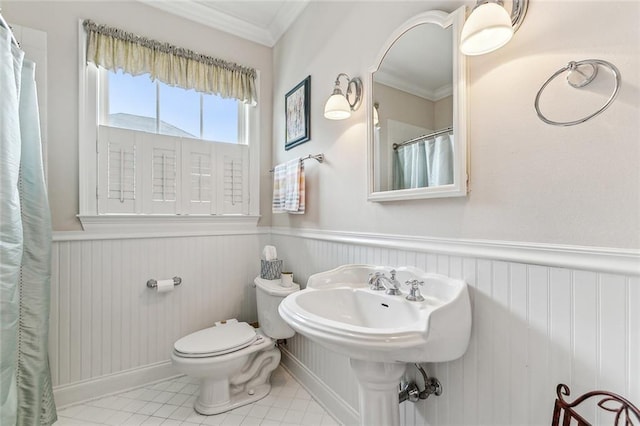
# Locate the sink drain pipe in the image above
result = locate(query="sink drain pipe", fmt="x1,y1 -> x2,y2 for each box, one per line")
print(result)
399,363 -> 443,403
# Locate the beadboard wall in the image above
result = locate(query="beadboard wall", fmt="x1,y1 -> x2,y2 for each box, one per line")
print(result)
48,227 -> 639,425
271,228 -> 640,426
49,231 -> 269,406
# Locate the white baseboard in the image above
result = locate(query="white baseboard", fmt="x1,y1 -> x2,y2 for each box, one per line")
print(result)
53,360 -> 180,408
280,347 -> 359,426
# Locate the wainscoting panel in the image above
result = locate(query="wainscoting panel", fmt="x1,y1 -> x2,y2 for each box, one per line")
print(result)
270,230 -> 639,426
49,232 -> 268,401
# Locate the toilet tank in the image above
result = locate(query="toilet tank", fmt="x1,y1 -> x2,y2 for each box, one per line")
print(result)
254,277 -> 299,339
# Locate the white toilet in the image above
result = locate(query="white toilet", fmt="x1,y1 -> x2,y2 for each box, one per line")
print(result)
171,277 -> 300,415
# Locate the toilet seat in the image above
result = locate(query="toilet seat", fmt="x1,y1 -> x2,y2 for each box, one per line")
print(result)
174,321 -> 259,358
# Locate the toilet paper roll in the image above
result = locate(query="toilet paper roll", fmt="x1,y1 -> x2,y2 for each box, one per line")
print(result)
156,279 -> 174,293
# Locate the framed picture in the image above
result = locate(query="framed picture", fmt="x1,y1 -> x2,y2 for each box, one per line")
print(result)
285,75 -> 311,150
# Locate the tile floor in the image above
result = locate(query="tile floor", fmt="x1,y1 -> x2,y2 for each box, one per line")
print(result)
55,366 -> 340,426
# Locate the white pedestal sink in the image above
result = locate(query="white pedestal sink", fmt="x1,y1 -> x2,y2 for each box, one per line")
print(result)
278,264 -> 472,426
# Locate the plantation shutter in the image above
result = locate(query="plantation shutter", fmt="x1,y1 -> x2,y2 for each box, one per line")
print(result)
217,144 -> 249,215
97,126 -> 141,214
181,140 -> 215,214
142,133 -> 179,214
97,126 -> 249,215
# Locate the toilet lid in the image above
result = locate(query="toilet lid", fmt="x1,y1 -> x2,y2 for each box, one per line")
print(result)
174,322 -> 257,356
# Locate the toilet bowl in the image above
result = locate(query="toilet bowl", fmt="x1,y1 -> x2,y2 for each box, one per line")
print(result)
171,277 -> 299,415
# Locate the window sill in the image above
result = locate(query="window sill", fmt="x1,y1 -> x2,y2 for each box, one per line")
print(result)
76,214 -> 262,239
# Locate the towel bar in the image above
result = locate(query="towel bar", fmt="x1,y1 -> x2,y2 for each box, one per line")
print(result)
269,153 -> 324,172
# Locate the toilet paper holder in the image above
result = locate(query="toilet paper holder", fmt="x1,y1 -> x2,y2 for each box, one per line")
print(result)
146,276 -> 182,289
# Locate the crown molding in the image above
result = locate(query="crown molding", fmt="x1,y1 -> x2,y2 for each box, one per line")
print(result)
375,70 -> 452,102
138,0 -> 308,47
267,1 -> 309,45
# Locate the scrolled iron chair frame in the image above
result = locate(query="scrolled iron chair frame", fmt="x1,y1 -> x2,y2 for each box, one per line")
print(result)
552,384 -> 640,426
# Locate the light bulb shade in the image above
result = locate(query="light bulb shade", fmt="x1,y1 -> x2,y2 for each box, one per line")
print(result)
460,2 -> 514,56
324,93 -> 352,120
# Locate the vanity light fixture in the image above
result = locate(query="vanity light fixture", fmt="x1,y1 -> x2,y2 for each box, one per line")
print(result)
460,0 -> 528,56
324,73 -> 363,120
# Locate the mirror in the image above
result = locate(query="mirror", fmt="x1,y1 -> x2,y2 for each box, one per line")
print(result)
367,7 -> 468,202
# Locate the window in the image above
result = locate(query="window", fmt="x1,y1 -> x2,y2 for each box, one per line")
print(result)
105,70 -> 241,144
93,68 -> 251,216
79,21 -> 260,227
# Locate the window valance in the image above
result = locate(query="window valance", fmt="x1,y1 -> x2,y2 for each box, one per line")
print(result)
82,19 -> 257,105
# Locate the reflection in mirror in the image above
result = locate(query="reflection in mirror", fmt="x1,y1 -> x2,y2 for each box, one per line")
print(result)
375,23 -> 453,191
367,8 -> 467,202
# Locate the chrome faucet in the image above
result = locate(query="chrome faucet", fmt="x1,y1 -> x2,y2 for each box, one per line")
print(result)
369,270 -> 402,295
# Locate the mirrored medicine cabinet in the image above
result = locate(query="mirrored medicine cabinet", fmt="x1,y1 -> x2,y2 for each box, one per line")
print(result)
366,7 -> 468,202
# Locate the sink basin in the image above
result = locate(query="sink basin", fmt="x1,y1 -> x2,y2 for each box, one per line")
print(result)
295,288 -> 422,328
278,264 -> 471,363
278,264 -> 472,426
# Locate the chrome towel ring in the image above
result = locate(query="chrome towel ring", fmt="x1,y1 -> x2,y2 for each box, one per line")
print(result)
534,59 -> 621,127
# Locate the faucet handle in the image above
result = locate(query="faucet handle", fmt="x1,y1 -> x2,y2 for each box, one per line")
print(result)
405,280 -> 425,302
405,279 -> 423,287
390,269 -> 397,279
368,271 -> 385,290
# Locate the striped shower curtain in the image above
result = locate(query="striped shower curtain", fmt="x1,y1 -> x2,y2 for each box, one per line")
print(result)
0,25 -> 56,426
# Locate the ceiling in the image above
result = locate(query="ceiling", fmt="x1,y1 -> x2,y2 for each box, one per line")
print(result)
141,1 -> 454,99
139,0 -> 310,47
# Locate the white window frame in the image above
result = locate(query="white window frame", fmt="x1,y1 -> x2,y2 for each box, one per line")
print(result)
77,21 -> 260,233
99,69 -> 247,143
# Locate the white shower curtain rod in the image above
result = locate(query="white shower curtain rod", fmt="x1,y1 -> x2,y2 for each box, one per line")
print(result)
0,11 -> 19,47
392,126 -> 453,151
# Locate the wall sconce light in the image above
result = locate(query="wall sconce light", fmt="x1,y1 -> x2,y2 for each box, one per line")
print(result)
460,0 -> 528,56
324,73 -> 363,120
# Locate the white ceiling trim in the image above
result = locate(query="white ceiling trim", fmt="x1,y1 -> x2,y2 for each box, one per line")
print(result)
139,0 -> 309,47
375,71 -> 453,102
267,1 -> 308,44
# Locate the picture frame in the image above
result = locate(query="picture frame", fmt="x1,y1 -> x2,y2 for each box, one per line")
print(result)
285,75 -> 311,150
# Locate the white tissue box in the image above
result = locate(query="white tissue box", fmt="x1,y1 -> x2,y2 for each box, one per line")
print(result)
260,260 -> 282,280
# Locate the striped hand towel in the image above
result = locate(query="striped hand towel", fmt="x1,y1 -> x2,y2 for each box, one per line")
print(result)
272,158 -> 305,214
288,162 -> 305,214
